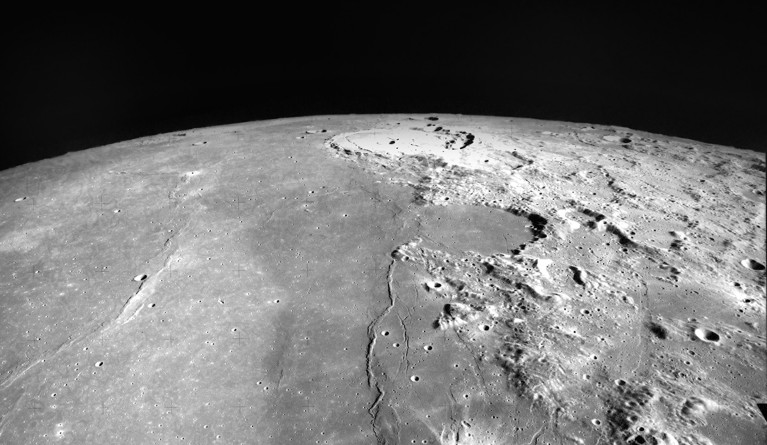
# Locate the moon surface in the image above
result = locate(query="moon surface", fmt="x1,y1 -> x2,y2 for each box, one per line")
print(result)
0,115 -> 764,444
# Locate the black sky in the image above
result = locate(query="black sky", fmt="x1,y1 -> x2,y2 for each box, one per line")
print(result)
2,5 -> 764,172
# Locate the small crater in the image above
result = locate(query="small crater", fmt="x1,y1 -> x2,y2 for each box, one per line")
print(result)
670,231 -> 687,239
426,281 -> 443,291
569,266 -> 585,285
410,375 -> 420,382
391,249 -> 404,259
741,258 -> 765,271
95,361 -> 103,367
694,328 -> 720,343
133,274 -> 147,282
424,345 -> 433,351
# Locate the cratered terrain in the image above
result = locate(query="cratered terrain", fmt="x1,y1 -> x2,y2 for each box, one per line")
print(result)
0,115 -> 764,444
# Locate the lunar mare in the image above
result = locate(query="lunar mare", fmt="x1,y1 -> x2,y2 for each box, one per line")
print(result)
0,115 -> 764,444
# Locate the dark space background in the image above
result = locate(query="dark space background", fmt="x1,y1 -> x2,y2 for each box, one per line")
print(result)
2,5 -> 764,172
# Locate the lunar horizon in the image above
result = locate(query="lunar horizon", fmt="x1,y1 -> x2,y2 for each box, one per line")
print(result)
0,114 -> 764,444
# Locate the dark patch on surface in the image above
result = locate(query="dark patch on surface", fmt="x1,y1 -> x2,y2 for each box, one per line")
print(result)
581,207 -> 607,221
646,322 -> 669,340
459,133 -> 475,149
263,307 -> 296,389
